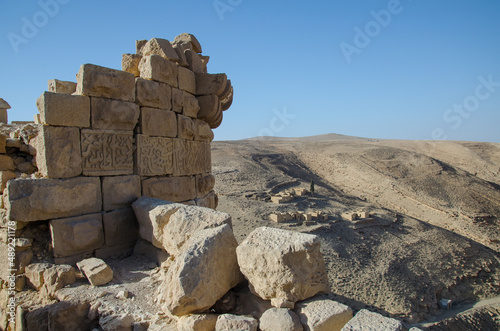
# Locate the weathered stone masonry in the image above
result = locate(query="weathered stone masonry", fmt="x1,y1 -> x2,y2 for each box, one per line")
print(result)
1,34 -> 234,265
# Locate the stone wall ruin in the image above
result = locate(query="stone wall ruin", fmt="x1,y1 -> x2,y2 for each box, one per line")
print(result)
0,33 -> 234,265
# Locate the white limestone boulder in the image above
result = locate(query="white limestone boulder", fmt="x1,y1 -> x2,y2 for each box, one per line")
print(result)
132,196 -> 232,255
295,297 -> 352,331
158,224 -> 241,316
236,227 -> 329,308
341,309 -> 403,331
259,308 -> 303,331
215,314 -> 258,331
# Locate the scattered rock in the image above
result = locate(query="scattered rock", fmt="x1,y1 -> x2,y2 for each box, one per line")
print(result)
236,227 -> 330,308
259,308 -> 303,331
77,258 -> 113,286
177,314 -> 218,331
25,263 -> 76,298
341,309 -> 403,331
215,314 -> 258,331
295,296 -> 352,331
99,313 -> 134,331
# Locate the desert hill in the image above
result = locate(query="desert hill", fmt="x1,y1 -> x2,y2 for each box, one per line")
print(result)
212,134 -> 500,324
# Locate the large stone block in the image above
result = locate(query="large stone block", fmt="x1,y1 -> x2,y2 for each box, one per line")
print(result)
132,197 -> 182,249
196,73 -> 227,96
171,88 -> 184,113
76,64 -> 136,102
36,126 -> 82,178
185,49 -> 204,74
25,263 -> 76,299
5,177 -> 102,222
260,308 -> 303,331
50,213 -> 104,258
173,140 -> 211,176
236,227 -> 330,308
140,107 -> 177,137
215,314 -> 258,331
0,109 -> 7,123
196,174 -> 215,198
162,203 -> 232,256
36,92 -> 90,127
177,314 -> 218,331
142,176 -> 196,202
47,79 -> 77,95
139,55 -> 178,87
183,92 -> 200,118
172,43 -> 189,67
177,115 -> 195,140
121,53 -> 142,77
77,257 -> 113,286
141,38 -> 180,63
135,135 -> 174,176
0,134 -> 6,153
102,175 -> 141,211
194,119 -> 214,142
295,297 -> 352,331
91,97 -> 140,131
195,191 -> 218,210
136,78 -> 172,110
174,33 -> 203,54
158,224 -> 241,316
178,67 -> 196,95
0,171 -> 16,191
102,208 -> 139,247
81,129 -> 134,176
341,309 -> 403,331
0,155 -> 15,171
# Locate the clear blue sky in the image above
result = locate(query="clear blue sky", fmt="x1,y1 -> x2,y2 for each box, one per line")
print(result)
1,0 -> 499,142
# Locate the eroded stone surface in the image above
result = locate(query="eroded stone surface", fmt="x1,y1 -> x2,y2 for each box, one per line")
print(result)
5,177 -> 102,222
102,208 -> 139,247
122,53 -> 142,77
139,55 -> 178,87
140,107 -> 177,137
47,79 -> 77,95
76,64 -> 135,102
102,175 -> 141,211
141,38 -> 180,63
236,227 -> 330,308
142,176 -> 196,203
295,297 -> 352,331
136,78 -> 172,110
91,97 -> 140,131
36,125 -> 82,178
77,257 -> 113,286
260,308 -> 303,331
158,224 -> 241,316
36,92 -> 90,127
173,140 -> 211,176
50,213 -> 104,258
341,309 -> 403,331
215,314 -> 258,331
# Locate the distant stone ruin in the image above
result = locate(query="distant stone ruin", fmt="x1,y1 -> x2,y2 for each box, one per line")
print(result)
1,33 -> 233,267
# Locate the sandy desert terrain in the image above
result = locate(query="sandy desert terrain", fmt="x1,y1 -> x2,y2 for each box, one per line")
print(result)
212,134 -> 500,325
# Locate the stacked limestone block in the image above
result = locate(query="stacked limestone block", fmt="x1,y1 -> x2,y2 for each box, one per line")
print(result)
2,34 -> 233,264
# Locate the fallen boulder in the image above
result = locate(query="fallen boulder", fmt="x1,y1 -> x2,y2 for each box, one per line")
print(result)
25,263 -> 76,298
295,296 -> 352,331
341,309 -> 403,331
132,196 -> 232,255
259,308 -> 303,331
215,314 -> 258,331
158,224 -> 241,316
236,227 -> 329,308
77,258 -> 113,286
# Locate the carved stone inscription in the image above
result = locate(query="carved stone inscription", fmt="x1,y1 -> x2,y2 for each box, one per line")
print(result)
81,130 -> 134,176
135,135 -> 174,176
173,140 -> 211,176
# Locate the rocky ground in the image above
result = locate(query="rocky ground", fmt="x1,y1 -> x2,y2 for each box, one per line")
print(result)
7,133 -> 500,330
212,134 -> 500,325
